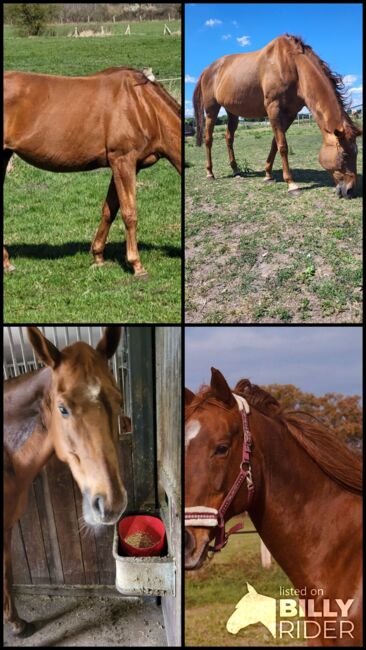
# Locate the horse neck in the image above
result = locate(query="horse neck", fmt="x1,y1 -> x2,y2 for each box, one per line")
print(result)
248,409 -> 360,595
295,52 -> 345,140
4,367 -> 54,483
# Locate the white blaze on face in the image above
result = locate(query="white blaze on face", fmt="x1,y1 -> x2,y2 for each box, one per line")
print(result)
185,419 -> 201,448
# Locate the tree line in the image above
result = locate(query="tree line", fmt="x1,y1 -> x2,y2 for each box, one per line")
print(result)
4,3 -> 181,36
263,384 -> 362,449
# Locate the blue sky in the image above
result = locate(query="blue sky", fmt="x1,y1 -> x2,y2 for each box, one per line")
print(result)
185,327 -> 363,397
185,3 -> 363,116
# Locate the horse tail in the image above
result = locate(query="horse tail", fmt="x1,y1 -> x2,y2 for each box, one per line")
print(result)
193,75 -> 204,146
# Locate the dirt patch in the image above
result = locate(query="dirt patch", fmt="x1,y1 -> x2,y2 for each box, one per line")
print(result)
4,594 -> 166,647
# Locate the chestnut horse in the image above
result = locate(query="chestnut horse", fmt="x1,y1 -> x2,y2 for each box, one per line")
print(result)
4,327 -> 128,636
193,34 -> 362,197
4,67 -> 182,275
185,368 -> 362,646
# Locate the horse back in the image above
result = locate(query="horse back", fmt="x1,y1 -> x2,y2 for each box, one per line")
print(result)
3,69 -> 162,171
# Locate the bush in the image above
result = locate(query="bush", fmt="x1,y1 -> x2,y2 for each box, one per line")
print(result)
6,4 -> 60,36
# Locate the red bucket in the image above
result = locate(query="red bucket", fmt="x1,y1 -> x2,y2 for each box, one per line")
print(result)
118,514 -> 166,557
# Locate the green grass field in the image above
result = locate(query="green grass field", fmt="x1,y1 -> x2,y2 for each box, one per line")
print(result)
185,517 -> 305,647
185,123 -> 362,324
4,21 -> 181,323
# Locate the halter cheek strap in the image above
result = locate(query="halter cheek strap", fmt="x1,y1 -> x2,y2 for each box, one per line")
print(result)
185,393 -> 254,552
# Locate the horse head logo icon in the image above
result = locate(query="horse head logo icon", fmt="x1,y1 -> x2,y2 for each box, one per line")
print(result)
226,583 -> 277,637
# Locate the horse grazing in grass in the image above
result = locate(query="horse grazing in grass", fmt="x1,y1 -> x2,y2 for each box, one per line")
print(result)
185,368 -> 362,646
3,67 -> 181,275
4,327 -> 128,636
193,34 -> 362,197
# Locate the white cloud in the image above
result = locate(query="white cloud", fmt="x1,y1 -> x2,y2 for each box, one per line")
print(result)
343,74 -> 357,85
349,85 -> 362,93
185,74 -> 197,83
232,20 -> 239,27
237,35 -> 250,47
205,18 -> 222,27
222,33 -> 232,40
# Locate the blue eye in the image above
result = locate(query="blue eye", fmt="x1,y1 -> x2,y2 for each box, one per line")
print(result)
58,404 -> 70,417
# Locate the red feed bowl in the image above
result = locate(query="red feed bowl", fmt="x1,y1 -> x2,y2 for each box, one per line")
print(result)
118,515 -> 166,557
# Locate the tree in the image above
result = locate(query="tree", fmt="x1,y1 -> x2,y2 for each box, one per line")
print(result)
6,4 -> 59,36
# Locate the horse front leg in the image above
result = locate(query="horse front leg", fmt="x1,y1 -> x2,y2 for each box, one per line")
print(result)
3,148 -> 15,271
109,153 -> 146,277
226,112 -> 240,175
266,102 -> 300,196
90,176 -> 119,266
3,528 -> 34,636
264,137 -> 278,182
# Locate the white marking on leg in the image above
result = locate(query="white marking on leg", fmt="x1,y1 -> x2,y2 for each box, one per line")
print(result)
185,420 -> 201,448
288,182 -> 299,192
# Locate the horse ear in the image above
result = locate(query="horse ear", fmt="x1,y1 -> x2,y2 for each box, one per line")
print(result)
210,367 -> 235,407
185,387 -> 195,405
27,326 -> 62,368
96,326 -> 121,359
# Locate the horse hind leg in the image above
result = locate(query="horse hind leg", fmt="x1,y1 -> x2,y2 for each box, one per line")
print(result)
4,149 -> 16,272
226,112 -> 240,175
3,528 -> 35,637
90,176 -> 119,266
204,104 -> 220,179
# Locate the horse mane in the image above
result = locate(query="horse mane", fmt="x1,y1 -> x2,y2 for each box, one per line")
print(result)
189,379 -> 362,495
150,79 -> 181,117
233,378 -> 362,495
284,34 -> 361,137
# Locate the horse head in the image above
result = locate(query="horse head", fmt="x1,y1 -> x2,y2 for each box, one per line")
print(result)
318,121 -> 362,199
27,326 -> 128,527
184,367 -> 253,569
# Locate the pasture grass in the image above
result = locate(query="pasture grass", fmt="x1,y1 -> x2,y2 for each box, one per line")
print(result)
185,123 -> 362,323
4,21 -> 181,323
185,517 -> 305,646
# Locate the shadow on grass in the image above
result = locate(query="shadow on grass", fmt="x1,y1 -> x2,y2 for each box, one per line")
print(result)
6,241 -> 181,273
217,168 -> 363,197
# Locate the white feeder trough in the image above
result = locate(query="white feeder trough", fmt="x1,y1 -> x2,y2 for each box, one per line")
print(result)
113,522 -> 176,597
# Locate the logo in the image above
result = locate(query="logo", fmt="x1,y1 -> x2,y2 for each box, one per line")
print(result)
226,583 -> 355,641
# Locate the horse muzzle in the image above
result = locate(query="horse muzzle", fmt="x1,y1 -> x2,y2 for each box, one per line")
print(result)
184,528 -> 210,570
336,182 -> 354,199
82,488 -> 128,526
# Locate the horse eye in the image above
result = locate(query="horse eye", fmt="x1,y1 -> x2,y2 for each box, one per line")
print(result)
215,445 -> 229,456
58,404 -> 70,417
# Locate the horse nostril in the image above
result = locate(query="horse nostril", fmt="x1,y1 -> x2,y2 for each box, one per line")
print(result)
92,495 -> 105,519
185,528 -> 196,555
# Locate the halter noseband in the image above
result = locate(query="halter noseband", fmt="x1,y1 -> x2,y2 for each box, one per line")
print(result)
185,394 -> 254,553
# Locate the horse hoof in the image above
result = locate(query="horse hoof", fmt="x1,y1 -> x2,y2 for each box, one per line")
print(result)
91,261 -> 105,268
12,620 -> 36,637
134,268 -> 148,279
206,175 -> 215,181
263,177 -> 276,183
4,264 -> 16,272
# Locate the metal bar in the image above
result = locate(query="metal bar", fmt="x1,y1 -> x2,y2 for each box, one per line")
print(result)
18,328 -> 29,373
7,327 -> 19,377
